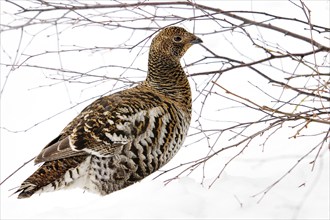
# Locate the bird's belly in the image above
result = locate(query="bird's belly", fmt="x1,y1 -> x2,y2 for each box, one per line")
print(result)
84,118 -> 190,195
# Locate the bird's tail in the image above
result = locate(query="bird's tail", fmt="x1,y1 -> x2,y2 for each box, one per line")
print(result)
16,155 -> 88,199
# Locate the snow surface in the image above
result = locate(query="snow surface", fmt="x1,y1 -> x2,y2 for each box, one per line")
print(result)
1,164 -> 329,219
1,150 -> 329,219
1,0 -> 329,219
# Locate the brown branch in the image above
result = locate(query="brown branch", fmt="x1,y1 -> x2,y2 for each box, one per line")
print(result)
191,46 -> 330,102
252,139 -> 326,202
0,157 -> 35,186
212,82 -> 330,125
5,1 -> 330,51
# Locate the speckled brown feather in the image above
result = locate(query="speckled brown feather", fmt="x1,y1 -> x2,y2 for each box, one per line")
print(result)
16,26 -> 202,198
17,156 -> 87,199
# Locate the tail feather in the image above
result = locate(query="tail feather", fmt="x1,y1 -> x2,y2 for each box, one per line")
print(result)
16,155 -> 88,199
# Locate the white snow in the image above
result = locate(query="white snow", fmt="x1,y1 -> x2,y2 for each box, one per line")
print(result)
1,157 -> 329,219
1,0 -> 329,219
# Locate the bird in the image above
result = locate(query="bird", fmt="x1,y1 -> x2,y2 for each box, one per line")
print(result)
15,26 -> 202,199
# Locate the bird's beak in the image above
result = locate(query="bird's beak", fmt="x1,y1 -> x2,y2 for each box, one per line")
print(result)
190,37 -> 203,44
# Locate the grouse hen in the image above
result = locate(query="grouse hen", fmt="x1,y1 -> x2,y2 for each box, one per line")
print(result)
16,26 -> 202,198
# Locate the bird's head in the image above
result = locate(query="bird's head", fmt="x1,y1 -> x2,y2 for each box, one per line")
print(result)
150,26 -> 203,61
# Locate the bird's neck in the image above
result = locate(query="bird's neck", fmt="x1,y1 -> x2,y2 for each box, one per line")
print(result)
145,51 -> 192,109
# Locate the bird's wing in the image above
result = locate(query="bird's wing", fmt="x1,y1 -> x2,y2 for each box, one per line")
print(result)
34,88 -> 166,164
34,135 -> 87,164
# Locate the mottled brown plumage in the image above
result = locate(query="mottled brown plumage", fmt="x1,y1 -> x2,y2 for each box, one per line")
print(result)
16,26 -> 202,199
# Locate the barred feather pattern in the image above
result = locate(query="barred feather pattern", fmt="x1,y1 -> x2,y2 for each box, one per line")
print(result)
16,26 -> 202,198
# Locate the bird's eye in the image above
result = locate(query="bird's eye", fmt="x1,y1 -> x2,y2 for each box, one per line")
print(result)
173,36 -> 182,42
